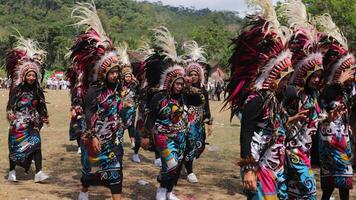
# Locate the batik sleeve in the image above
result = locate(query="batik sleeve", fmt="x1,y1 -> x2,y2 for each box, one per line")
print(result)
6,87 -> 18,113
37,89 -> 48,118
202,89 -> 212,124
83,86 -> 99,131
238,95 -> 263,171
144,92 -> 164,137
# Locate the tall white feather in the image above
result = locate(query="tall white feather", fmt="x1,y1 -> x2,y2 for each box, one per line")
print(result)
117,42 -> 131,66
152,26 -> 180,63
13,30 -> 47,64
280,0 -> 308,28
137,42 -> 155,61
315,13 -> 348,50
280,0 -> 318,45
71,0 -> 110,46
184,40 -> 207,64
246,0 -> 285,42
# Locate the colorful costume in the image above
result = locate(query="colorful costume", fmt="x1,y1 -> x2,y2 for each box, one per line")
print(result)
225,1 -> 293,199
68,1 -> 129,194
280,1 -> 324,198
183,41 -> 211,169
145,27 -> 203,199
66,66 -> 86,143
119,64 -> 140,144
317,14 -> 355,191
6,32 -> 48,174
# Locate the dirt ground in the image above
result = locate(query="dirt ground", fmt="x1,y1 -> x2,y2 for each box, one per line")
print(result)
0,89 -> 355,200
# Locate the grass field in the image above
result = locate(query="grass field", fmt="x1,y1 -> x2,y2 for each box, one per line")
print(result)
0,89 -> 354,200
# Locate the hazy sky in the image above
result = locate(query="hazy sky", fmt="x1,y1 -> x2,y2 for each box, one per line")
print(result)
137,0 -> 282,15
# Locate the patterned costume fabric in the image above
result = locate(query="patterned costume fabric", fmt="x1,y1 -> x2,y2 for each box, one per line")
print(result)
81,84 -> 124,187
135,87 -> 147,141
119,81 -> 139,132
5,30 -> 48,172
225,1 -> 293,199
285,91 -> 321,199
242,91 -> 289,200
318,84 -> 353,190
183,41 -> 211,162
185,88 -> 209,161
69,89 -> 86,141
148,92 -> 189,183
7,85 -> 48,170
315,13 -> 355,191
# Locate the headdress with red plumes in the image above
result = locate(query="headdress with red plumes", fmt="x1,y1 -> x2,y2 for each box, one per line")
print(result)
225,0 -> 293,111
183,40 -> 207,86
316,14 -> 355,83
67,0 -> 126,98
6,30 -> 46,89
280,0 -> 323,86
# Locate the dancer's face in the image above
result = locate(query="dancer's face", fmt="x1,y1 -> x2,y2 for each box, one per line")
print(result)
189,71 -> 199,84
107,67 -> 119,84
307,70 -> 322,90
124,74 -> 132,83
25,71 -> 37,85
172,78 -> 184,94
276,73 -> 291,93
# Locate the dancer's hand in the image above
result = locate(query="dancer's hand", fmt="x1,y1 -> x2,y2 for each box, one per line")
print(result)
42,117 -> 50,126
288,110 -> 309,124
243,170 -> 257,191
327,104 -> 346,122
7,113 -> 16,122
92,137 -> 101,153
141,138 -> 150,150
207,124 -> 213,136
338,70 -> 354,85
184,76 -> 192,88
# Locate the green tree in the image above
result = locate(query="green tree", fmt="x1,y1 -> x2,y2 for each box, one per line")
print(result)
303,0 -> 356,49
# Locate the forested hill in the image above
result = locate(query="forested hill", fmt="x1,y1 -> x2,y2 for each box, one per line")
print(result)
0,0 -> 243,71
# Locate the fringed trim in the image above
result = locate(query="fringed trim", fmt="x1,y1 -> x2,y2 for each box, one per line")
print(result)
237,157 -> 258,172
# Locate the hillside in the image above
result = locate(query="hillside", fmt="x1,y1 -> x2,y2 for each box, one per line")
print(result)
0,0 -> 243,71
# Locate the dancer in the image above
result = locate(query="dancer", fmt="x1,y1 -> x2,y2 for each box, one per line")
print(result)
145,26 -> 202,200
183,41 -> 212,183
224,1 -> 308,199
317,14 -> 355,200
68,2 -> 129,200
140,44 -> 166,167
118,54 -> 141,163
67,65 -> 86,154
6,31 -> 50,182
280,1 -> 324,199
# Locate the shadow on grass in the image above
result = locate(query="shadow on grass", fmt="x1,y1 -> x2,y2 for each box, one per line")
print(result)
63,144 -> 78,152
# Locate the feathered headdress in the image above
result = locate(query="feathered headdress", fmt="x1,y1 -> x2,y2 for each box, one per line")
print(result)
316,14 -> 355,83
184,40 -> 207,86
6,30 -> 47,88
137,42 -> 155,62
225,0 -> 293,110
148,26 -> 185,91
67,0 -> 122,98
152,26 -> 182,64
117,42 -> 133,76
280,0 -> 323,86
